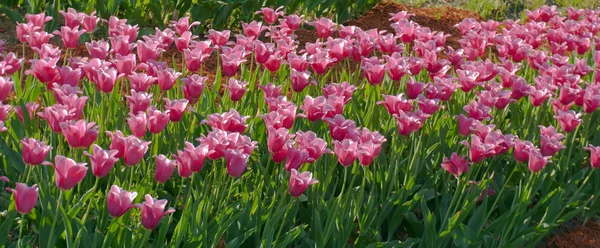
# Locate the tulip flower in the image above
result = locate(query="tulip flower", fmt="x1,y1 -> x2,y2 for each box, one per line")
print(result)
53,26 -> 86,49
1,53 -> 23,75
60,120 -> 99,148
106,130 -> 126,158
184,47 -> 211,72
84,145 -> 119,178
323,115 -> 357,141
90,67 -> 123,93
123,136 -> 151,166
140,195 -> 175,229
24,31 -> 54,49
289,169 -> 318,197
513,138 -> 536,163
255,7 -> 283,25
107,185 -> 139,218
461,135 -> 496,163
309,17 -> 336,39
147,107 -> 170,134
393,110 -> 428,136
164,98 -> 189,122
31,43 -> 61,59
290,69 -> 315,93
554,110 -> 582,133
156,68 -> 182,91
406,78 -> 426,99
181,75 -> 206,104
528,148 -> 551,173
296,131 -> 333,162
333,139 -> 359,167
206,29 -> 230,47
441,152 -> 470,177
21,138 -> 52,166
224,78 -> 248,102
125,90 -> 153,114
0,77 -> 14,101
128,72 -> 157,92
300,96 -> 330,121
137,40 -> 165,63
284,146 -> 311,171
80,11 -> 100,33
85,39 -> 110,59
170,17 -> 200,36
44,155 -> 88,191
25,57 -> 61,85
37,104 -> 74,133
155,155 -> 175,183
584,145 -> 600,168
224,149 -> 250,177
5,183 -> 39,214
259,83 -> 282,101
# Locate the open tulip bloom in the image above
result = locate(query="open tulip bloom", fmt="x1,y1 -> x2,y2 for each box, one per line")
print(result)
2,5 -> 600,248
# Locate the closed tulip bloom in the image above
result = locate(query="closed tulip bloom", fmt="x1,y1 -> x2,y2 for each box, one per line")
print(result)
127,111 -> 147,138
583,90 -> 600,113
123,136 -> 151,166
86,39 -> 109,59
80,11 -> 100,34
393,110 -> 428,136
37,104 -> 74,133
173,149 -> 193,178
147,107 -> 170,134
333,139 -> 359,167
155,155 -> 175,183
309,17 -> 336,39
441,152 -> 470,177
290,69 -> 315,93
296,131 -> 333,162
156,68 -> 181,91
554,110 -> 582,133
0,77 -> 14,101
513,138 -> 535,163
90,67 -> 123,93
140,195 -> 175,229
241,21 -> 265,39
5,183 -> 39,214
259,83 -> 282,101
184,47 -> 211,72
300,96 -> 330,121
84,145 -> 118,178
45,155 -> 88,191
206,29 -> 230,47
457,114 -> 475,136
289,169 -> 318,197
267,126 -> 295,153
53,26 -> 85,49
58,93 -> 88,120
15,22 -> 39,43
106,130 -> 126,158
463,100 -> 492,121
21,138 -> 52,166
417,95 -> 443,115
255,7 -> 283,25
324,115 -> 357,141
406,78 -> 426,99
164,98 -> 188,122
111,53 -> 137,76
25,57 -> 61,85
58,8 -> 81,28
181,75 -> 206,104
461,135 -> 496,163
175,31 -> 195,52
57,65 -> 82,87
224,78 -> 248,102
24,31 -> 54,49
224,149 -> 249,177
1,53 -> 23,75
110,35 -> 136,56
60,120 -> 98,148
528,148 -> 551,173
107,185 -> 139,218
284,146 -> 311,171
539,136 -> 566,157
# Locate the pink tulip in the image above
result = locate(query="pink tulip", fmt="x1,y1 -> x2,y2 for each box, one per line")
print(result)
147,107 -> 170,134
201,109 -> 249,133
154,155 -> 175,183
300,96 -> 330,121
333,139 -> 358,167
5,183 -> 38,214
441,152 -> 470,177
221,52 -> 246,77
554,110 -> 582,133
58,8 -> 81,28
309,51 -> 335,75
141,59 -> 168,78
60,120 -> 99,148
123,136 -> 151,166
267,127 -> 294,153
457,114 -> 475,136
362,60 -> 386,85
24,31 -> 54,49
406,78 -> 426,99
463,100 -> 492,121
461,135 -> 496,163
282,15 -> 303,31
206,29 -> 230,47
255,7 -> 284,25
529,87 -> 552,107
0,77 -> 14,101
126,72 -> 155,92
137,40 -> 165,63
384,53 -> 408,81
90,67 -> 123,93
127,112 -> 147,138
224,78 -> 248,102
290,69 -> 315,93
37,104 -> 74,133
393,110 -> 429,136
109,35 -> 136,56
259,83 -> 282,101
156,68 -> 181,91
181,74 -> 206,104
86,40 -> 110,59
513,138 -> 535,163
224,149 -> 249,177
0,104 -> 10,121
241,21 -> 266,39
140,194 -> 175,229
57,65 -> 82,87
170,17 -> 200,36
289,169 -> 318,197
528,148 -> 551,173
164,98 -> 188,122
417,95 -> 443,115
583,90 -> 600,113
323,115 -> 357,141
284,146 -> 311,171
15,22 -> 39,43
45,155 -> 88,191
53,26 -> 85,49
111,53 -> 137,76
0,53 -> 23,75
21,138 -> 52,166
106,130 -> 126,158
107,185 -> 139,218
80,11 -> 100,33
25,57 -> 61,85
175,31 -> 195,52
184,47 -> 211,72
125,90 -> 153,114
309,17 -> 336,39
84,145 -> 118,178
539,125 -> 566,156
322,82 -> 357,104
296,131 -> 333,162
584,145 -> 600,168
31,43 -> 60,59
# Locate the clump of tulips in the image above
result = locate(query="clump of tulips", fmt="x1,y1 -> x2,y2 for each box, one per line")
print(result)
0,4 -> 600,247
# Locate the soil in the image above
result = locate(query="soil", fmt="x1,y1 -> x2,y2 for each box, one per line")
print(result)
541,219 -> 600,248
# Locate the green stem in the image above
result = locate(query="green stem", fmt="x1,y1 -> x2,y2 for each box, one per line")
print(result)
46,190 -> 64,248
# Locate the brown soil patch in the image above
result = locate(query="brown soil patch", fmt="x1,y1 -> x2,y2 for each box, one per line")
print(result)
541,220 -> 600,248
